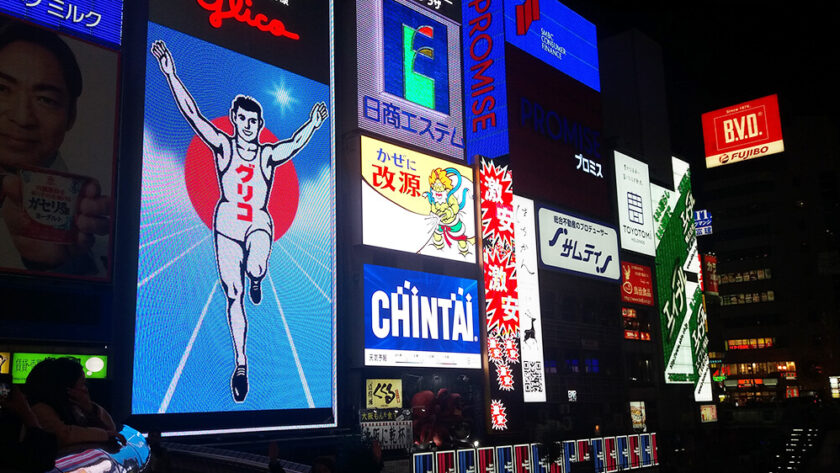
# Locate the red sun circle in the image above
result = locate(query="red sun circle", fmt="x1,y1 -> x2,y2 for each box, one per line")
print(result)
184,116 -> 299,241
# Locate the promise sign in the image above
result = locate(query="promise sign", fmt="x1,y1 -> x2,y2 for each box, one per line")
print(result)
702,94 -> 784,169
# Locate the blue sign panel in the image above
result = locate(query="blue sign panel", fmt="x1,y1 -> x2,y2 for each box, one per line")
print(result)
496,445 -> 514,473
462,0 -> 509,163
364,264 -> 481,368
2,0 -> 123,49
591,438 -> 605,472
503,0 -> 599,91
640,434 -> 652,467
616,436 -> 629,470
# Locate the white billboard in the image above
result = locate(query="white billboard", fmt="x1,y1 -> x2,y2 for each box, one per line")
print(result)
513,195 -> 546,402
614,151 -> 655,256
538,207 -> 620,281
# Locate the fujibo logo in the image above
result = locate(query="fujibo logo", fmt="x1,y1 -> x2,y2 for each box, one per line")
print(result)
719,145 -> 770,164
370,280 -> 476,342
383,0 -> 450,113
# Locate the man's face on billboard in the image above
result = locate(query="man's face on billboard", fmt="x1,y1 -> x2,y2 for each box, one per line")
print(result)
232,107 -> 261,144
0,40 -> 74,168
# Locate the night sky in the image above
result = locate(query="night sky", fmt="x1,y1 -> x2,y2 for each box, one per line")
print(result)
566,1 -> 839,167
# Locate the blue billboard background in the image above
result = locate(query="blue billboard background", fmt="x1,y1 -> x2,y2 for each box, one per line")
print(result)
503,0 -> 599,92
364,264 -> 479,356
133,23 -> 333,415
1,0 -> 122,49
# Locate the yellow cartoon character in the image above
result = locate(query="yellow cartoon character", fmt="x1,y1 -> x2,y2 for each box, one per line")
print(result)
425,168 -> 475,256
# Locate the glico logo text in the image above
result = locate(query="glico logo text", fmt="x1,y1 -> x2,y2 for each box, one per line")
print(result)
383,0 -> 450,113
369,280 -> 477,342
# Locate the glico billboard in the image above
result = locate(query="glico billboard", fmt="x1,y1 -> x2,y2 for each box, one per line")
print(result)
133,0 -> 335,434
701,94 -> 784,169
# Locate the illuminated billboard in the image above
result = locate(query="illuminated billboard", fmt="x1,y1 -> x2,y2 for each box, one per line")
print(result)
363,264 -> 481,368
506,46 -> 608,218
1,0 -> 123,49
479,157 -> 522,431
462,0 -> 509,162
0,16 -> 119,281
702,94 -> 784,168
621,262 -> 654,306
537,206 -> 620,281
513,195 -> 546,402
614,151 -> 654,256
503,0 -> 599,92
11,352 -> 108,384
361,136 -> 476,262
357,0 -> 465,160
651,158 -> 711,402
133,0 -> 334,433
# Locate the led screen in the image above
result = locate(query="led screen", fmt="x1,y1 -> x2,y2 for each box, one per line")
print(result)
614,151 -> 655,256
651,158 -> 711,402
503,0 -> 599,91
702,94 -> 783,168
364,264 -> 480,368
506,46 -> 608,218
11,352 -> 108,384
462,0 -> 509,162
133,16 -> 334,431
361,136 -> 476,263
1,0 -> 122,49
537,206 -> 620,281
357,0 -> 465,160
0,16 -> 118,280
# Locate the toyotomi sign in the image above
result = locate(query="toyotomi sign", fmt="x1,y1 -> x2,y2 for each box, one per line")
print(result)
538,207 -> 620,281
614,151 -> 654,256
364,264 -> 481,368
702,94 -> 784,169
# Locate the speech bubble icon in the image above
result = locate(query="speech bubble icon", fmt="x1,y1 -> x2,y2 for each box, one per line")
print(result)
85,357 -> 105,376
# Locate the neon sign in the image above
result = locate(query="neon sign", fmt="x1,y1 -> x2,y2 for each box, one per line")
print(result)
196,0 -> 300,39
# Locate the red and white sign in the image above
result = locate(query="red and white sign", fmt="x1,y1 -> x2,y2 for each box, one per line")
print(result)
702,94 -> 784,168
702,254 -> 719,295
620,262 -> 654,306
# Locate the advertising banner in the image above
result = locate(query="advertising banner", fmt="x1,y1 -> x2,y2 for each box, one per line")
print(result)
702,254 -> 719,295
652,158 -> 711,402
435,451 -> 456,473
357,0 -> 464,160
503,0 -> 599,92
531,443 -> 549,473
700,404 -> 717,423
11,352 -> 107,384
513,195 -> 546,402
479,158 -> 522,432
133,0 -> 334,432
361,419 -> 413,450
361,136 -> 476,262
614,151 -> 655,256
537,206 -> 620,281
604,437 -> 617,472
513,444 -> 530,473
462,0 -> 509,162
507,46 -> 608,218
0,352 -> 8,374
457,448 -> 477,473
629,401 -> 646,431
0,15 -> 119,280
621,263 -> 654,306
694,209 -> 712,236
414,452 -> 435,473
496,445 -> 513,473
365,378 -> 403,408
628,434 -> 640,469
591,438 -> 605,473
364,264 -> 481,368
616,436 -> 628,470
477,447 -> 496,473
702,94 -> 784,168
1,0 -> 123,49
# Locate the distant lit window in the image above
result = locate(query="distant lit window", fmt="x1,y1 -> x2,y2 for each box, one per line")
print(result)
567,358 -> 579,373
585,358 -> 600,374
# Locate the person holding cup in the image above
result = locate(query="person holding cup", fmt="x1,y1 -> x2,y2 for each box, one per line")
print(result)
0,19 -> 111,275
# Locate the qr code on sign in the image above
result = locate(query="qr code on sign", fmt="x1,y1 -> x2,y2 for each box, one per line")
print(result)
523,361 -> 543,393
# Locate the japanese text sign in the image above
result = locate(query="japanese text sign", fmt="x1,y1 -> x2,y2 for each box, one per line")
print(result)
702,94 -> 784,168
361,136 -> 477,263
537,206 -> 620,281
2,0 -> 122,49
366,378 -> 403,408
357,0 -> 465,159
620,262 -> 654,306
614,151 -> 654,256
